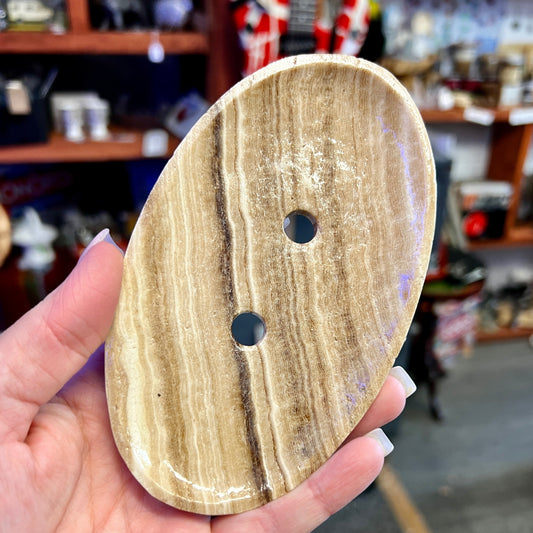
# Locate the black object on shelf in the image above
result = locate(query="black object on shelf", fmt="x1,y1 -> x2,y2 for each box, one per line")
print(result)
89,0 -> 150,30
0,69 -> 56,146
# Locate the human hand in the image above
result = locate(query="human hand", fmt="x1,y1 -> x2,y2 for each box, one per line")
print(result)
0,230 -> 412,533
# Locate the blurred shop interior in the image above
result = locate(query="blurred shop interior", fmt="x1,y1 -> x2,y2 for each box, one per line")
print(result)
0,1 -> 532,532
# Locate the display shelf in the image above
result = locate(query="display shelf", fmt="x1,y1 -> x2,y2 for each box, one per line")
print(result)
468,226 -> 533,250
421,106 -> 533,125
0,0 -> 207,55
0,0 -> 240,103
0,0 -> 241,165
420,107 -> 511,123
0,128 -> 180,164
477,327 -> 533,342
423,108 -> 533,254
0,31 -> 209,55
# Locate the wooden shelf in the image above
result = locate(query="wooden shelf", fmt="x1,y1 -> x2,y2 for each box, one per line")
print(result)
468,226 -> 533,250
422,107 -> 500,123
0,31 -> 209,55
425,107 -> 533,255
0,128 -> 180,164
477,327 -> 533,342
420,107 -> 515,123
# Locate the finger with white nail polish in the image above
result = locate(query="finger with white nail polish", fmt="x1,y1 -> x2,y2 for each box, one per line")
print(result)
366,428 -> 394,457
80,228 -> 124,260
389,366 -> 417,398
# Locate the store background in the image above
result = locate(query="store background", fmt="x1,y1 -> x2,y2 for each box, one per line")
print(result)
0,1 -> 532,532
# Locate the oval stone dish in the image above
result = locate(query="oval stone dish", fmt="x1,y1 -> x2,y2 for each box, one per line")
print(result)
105,54 -> 436,515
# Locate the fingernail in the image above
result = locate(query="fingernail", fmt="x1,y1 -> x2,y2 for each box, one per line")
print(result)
80,228 -> 124,260
389,366 -> 417,398
366,428 -> 394,457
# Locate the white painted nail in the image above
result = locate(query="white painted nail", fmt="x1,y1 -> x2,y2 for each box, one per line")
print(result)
366,428 -> 394,457
389,366 -> 417,398
80,228 -> 123,260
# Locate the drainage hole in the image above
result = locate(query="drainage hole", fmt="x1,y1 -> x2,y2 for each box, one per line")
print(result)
283,210 -> 317,243
231,312 -> 266,346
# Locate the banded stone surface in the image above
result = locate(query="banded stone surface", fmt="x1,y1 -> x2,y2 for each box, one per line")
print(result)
106,55 -> 436,515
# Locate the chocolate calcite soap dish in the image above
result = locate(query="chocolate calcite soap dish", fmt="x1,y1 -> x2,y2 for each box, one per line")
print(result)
105,55 -> 436,515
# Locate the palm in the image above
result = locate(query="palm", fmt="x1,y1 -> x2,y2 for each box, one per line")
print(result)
3,345 -> 208,532
0,239 -> 406,533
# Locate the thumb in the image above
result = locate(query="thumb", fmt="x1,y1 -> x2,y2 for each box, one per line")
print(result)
0,229 -> 124,442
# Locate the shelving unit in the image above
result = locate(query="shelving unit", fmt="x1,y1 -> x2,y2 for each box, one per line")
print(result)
0,128 -> 180,164
421,107 -> 533,341
0,0 -> 240,162
0,1 -> 242,328
0,0 -> 240,132
1,2 -> 531,341
421,107 -> 533,250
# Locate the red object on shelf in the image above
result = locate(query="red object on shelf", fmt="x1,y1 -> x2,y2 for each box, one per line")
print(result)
463,211 -> 489,238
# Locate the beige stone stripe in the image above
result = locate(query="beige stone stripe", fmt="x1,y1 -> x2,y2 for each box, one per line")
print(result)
377,463 -> 432,533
